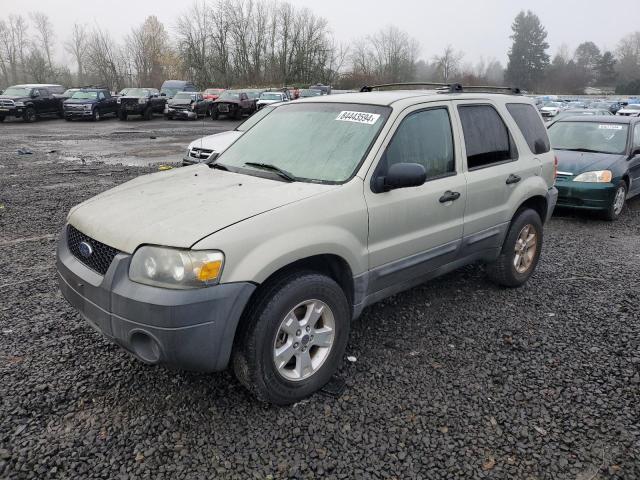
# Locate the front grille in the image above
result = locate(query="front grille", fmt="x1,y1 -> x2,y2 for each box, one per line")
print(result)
189,147 -> 216,161
67,225 -> 119,275
0,99 -> 15,108
121,98 -> 140,107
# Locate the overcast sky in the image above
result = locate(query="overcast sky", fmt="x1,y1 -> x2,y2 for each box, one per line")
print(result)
3,0 -> 638,65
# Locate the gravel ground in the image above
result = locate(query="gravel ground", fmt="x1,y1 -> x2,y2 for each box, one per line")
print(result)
1,125 -> 640,479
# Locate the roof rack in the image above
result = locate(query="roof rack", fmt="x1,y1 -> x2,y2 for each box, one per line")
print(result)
360,82 -> 522,95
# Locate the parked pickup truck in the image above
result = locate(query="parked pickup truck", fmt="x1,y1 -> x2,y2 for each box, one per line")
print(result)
57,85 -> 558,404
211,90 -> 256,120
165,92 -> 212,120
117,88 -> 166,120
0,84 -> 65,122
63,88 -> 118,121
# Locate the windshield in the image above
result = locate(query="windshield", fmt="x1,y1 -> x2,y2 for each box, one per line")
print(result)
125,88 -> 150,97
219,91 -> 240,100
548,121 -> 629,155
2,87 -> 31,96
217,103 -> 390,183
174,92 -> 196,100
71,91 -> 98,100
260,92 -> 283,101
161,88 -> 179,97
236,105 -> 275,132
300,89 -> 322,97
63,89 -> 79,96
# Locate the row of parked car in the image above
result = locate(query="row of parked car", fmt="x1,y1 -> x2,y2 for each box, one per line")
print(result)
0,80 -> 331,123
537,96 -> 640,121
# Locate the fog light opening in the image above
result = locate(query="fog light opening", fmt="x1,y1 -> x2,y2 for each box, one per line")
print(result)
130,331 -> 161,364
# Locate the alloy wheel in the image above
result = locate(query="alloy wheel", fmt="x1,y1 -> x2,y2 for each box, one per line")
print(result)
513,224 -> 537,274
272,299 -> 335,382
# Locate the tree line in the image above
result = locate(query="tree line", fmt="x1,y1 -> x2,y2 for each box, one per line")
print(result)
0,2 -> 639,94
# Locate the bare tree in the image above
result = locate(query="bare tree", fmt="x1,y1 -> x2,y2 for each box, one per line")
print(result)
0,15 -> 29,83
434,45 -> 463,82
30,12 -> 55,72
616,32 -> 640,84
126,16 -> 170,87
65,24 -> 88,84
84,28 -> 126,90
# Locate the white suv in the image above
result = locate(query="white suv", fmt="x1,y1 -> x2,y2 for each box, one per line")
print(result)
57,84 -> 558,404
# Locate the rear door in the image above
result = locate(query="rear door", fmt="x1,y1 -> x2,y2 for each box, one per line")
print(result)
365,102 -> 467,293
451,101 -> 540,252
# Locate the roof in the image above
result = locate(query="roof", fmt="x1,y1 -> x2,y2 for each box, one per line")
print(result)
296,90 -> 535,108
553,115 -> 639,124
15,83 -> 63,88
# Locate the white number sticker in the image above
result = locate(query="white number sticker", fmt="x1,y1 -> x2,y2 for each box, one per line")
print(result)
598,124 -> 623,130
336,111 -> 380,125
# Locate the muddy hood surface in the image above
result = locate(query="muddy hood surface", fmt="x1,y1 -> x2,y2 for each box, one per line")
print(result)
67,165 -> 333,253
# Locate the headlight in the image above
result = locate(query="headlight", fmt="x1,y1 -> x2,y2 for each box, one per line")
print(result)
129,246 -> 224,289
573,170 -> 612,183
14,101 -> 25,107
84,104 -> 92,110
138,98 -> 146,104
116,97 -> 121,104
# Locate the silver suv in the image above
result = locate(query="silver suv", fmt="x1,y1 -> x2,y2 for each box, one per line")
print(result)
57,84 -> 558,404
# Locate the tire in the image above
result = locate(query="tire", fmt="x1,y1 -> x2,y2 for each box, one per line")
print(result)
486,208 -> 543,288
118,111 -> 127,121
56,110 -> 64,119
234,109 -> 242,120
211,110 -> 219,120
603,181 -> 627,221
143,107 -> 153,120
92,108 -> 100,121
232,271 -> 350,405
0,116 -> 5,122
64,117 -> 72,122
23,107 -> 36,123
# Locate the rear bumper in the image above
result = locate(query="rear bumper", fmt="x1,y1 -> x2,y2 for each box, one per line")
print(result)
555,181 -> 616,210
56,228 -> 255,371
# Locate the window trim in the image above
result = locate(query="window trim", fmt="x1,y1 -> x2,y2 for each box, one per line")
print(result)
370,105 -> 458,193
457,103 -> 519,172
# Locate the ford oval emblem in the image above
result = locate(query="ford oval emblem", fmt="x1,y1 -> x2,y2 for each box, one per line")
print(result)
78,241 -> 94,258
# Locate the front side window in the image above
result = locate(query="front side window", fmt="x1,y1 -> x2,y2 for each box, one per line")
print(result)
634,125 -> 640,148
380,107 -> 455,180
458,104 -> 518,169
548,121 -> 629,155
506,103 -> 550,154
217,103 -> 390,183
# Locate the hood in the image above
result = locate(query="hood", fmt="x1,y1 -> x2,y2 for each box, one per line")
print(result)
0,95 -> 27,101
541,106 -> 559,112
188,130 -> 243,152
168,98 -> 193,106
555,150 -> 624,175
67,165 -> 334,253
257,99 -> 280,105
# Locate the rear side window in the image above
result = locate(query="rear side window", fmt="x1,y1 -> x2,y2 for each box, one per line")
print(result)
382,107 -> 455,179
458,105 -> 518,170
506,103 -> 551,154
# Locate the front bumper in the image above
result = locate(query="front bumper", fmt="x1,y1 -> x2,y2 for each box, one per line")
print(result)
120,104 -> 145,115
64,109 -> 93,118
555,180 -> 616,210
56,228 -> 255,371
0,107 -> 23,118
167,109 -> 197,119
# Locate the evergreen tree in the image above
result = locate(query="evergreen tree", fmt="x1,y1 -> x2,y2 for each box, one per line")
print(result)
574,41 -> 601,86
597,51 -> 617,86
505,10 -> 550,91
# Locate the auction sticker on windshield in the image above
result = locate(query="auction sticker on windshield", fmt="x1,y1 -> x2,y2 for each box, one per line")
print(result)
336,111 -> 380,125
598,124 -> 623,130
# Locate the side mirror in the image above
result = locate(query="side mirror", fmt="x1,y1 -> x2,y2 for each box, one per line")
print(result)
630,148 -> 640,159
375,163 -> 427,192
160,92 -> 166,96
30,91 -> 39,98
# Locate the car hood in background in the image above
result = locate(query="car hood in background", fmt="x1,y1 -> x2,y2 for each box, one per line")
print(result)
188,130 -> 243,152
555,150 -> 624,175
64,98 -> 97,105
67,165 -> 334,253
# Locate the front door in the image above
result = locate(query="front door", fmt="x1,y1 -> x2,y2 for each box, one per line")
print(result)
365,102 -> 467,294
630,124 -> 640,195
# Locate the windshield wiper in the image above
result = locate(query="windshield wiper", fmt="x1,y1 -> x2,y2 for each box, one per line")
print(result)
244,162 -> 297,182
209,162 -> 229,170
562,148 -> 606,154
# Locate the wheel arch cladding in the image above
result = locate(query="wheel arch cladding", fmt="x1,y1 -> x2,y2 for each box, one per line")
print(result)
516,195 -> 548,224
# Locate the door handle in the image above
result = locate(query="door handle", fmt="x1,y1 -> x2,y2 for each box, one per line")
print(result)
506,174 -> 521,185
439,191 -> 461,203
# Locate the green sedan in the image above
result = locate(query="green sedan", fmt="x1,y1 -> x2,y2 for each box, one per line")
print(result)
548,116 -> 640,220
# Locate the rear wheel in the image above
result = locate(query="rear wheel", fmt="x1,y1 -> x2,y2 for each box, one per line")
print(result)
604,181 -> 627,221
232,271 -> 350,405
0,116 -> 5,122
486,208 -> 543,288
118,111 -> 127,121
211,110 -> 219,120
23,107 -> 36,123
143,107 -> 153,120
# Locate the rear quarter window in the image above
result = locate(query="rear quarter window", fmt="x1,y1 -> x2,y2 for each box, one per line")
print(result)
507,103 -> 551,154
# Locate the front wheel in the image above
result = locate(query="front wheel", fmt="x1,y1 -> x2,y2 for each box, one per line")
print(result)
604,181 -> 627,221
23,107 -> 36,123
143,107 -> 152,120
232,271 -> 350,405
118,111 -> 127,121
486,208 -> 543,288
0,116 -> 5,122
92,108 -> 101,121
